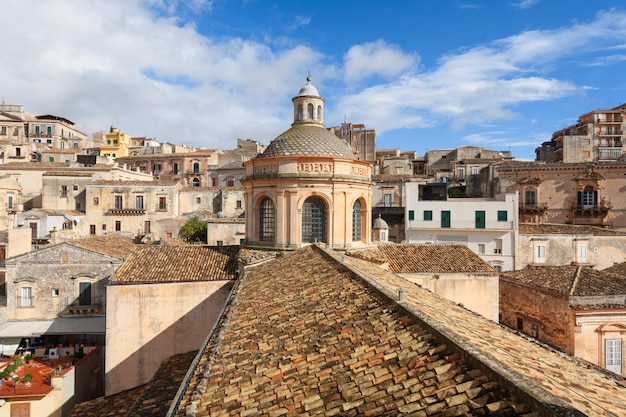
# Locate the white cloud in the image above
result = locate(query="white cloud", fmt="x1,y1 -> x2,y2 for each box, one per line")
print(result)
0,0 -> 324,147
511,0 -> 540,10
2,1 -> 626,153
337,10 -> 626,135
343,40 -> 419,84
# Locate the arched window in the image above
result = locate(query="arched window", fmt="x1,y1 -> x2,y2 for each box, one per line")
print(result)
317,105 -> 322,120
302,196 -> 327,243
352,200 -> 362,241
259,198 -> 275,242
307,104 -> 314,120
192,178 -> 200,187
298,105 -> 303,121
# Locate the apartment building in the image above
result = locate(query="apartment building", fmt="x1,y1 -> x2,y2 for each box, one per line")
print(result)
536,102 -> 626,163
98,125 -> 131,158
0,103 -> 89,164
405,182 -> 518,271
82,180 -> 180,241
424,146 -> 512,185
328,122 -> 376,162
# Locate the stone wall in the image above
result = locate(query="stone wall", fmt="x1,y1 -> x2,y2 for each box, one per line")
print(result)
499,278 -> 574,354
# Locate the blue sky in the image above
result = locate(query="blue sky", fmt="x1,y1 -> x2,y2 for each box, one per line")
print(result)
2,1 -> 626,160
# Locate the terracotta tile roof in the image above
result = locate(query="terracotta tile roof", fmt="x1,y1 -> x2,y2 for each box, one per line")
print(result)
42,171 -> 94,177
329,250 -> 626,415
69,351 -> 197,417
111,246 -> 239,283
0,162 -> 70,168
351,244 -> 495,273
68,235 -> 139,259
42,148 -> 78,154
68,386 -> 145,417
519,222 -> 626,235
90,179 -> 175,186
501,265 -> 626,297
603,261 -> 626,276
173,246 -> 538,416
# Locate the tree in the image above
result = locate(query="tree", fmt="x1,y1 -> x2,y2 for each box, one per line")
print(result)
181,216 -> 208,243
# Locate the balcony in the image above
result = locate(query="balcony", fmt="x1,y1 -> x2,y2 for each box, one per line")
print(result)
67,304 -> 103,315
598,147 -> 622,161
106,208 -> 146,216
570,199 -> 611,226
519,202 -> 548,214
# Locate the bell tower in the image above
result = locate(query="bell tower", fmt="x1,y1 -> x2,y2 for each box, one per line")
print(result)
292,75 -> 325,127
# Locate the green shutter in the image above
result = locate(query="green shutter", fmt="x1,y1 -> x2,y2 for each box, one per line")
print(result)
408,210 -> 415,221
497,211 -> 508,221
577,191 -> 583,207
475,211 -> 485,229
441,211 -> 451,228
423,210 -> 432,221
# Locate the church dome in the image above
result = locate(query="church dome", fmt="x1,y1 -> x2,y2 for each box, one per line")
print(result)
298,75 -> 319,97
257,75 -> 355,159
259,125 -> 355,158
373,214 -> 389,230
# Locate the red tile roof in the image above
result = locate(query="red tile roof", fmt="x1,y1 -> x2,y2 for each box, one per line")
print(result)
68,235 -> 139,259
68,351 -> 197,417
351,244 -> 496,273
501,264 -> 626,297
172,246 -> 533,416
111,246 -> 239,283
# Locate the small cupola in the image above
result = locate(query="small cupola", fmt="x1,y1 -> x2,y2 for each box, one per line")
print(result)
292,75 -> 325,127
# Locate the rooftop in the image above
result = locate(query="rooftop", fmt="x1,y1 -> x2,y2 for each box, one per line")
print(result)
350,244 -> 496,273
519,223 -> 626,235
68,235 -> 139,259
501,265 -> 626,297
170,246 -> 626,417
69,351 -> 197,417
111,245 -> 239,283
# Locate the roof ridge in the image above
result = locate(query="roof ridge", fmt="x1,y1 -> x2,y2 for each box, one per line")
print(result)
569,265 -> 583,296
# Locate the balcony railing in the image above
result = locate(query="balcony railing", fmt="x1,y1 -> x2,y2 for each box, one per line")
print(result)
107,208 -> 146,216
520,202 -> 548,212
598,147 -> 622,161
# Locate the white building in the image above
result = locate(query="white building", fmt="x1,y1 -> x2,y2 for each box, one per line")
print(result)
405,182 -> 518,271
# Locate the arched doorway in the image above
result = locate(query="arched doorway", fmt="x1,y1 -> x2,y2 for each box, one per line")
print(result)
302,196 -> 327,243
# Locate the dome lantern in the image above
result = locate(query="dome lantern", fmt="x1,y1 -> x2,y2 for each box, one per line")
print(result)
292,75 -> 324,126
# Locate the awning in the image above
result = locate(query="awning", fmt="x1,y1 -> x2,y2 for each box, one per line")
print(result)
0,320 -> 52,338
0,316 -> 106,338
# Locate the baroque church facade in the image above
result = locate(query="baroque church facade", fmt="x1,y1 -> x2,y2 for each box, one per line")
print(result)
242,76 -> 372,249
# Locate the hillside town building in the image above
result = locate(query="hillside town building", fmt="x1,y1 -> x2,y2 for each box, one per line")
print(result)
536,102 -> 626,163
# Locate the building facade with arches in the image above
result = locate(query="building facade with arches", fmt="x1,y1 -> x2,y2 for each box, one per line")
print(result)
242,76 -> 372,249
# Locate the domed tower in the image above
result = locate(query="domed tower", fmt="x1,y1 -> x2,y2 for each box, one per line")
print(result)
242,76 -> 373,249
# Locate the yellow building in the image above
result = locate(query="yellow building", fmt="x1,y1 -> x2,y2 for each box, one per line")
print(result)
99,125 -> 131,158
243,76 -> 372,249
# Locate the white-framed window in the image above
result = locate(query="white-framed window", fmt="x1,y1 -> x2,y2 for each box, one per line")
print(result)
534,243 -> 546,263
577,243 -> 588,264
471,166 -> 479,175
383,193 -> 392,207
605,339 -> 622,374
20,286 -> 33,307
477,244 -> 485,254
